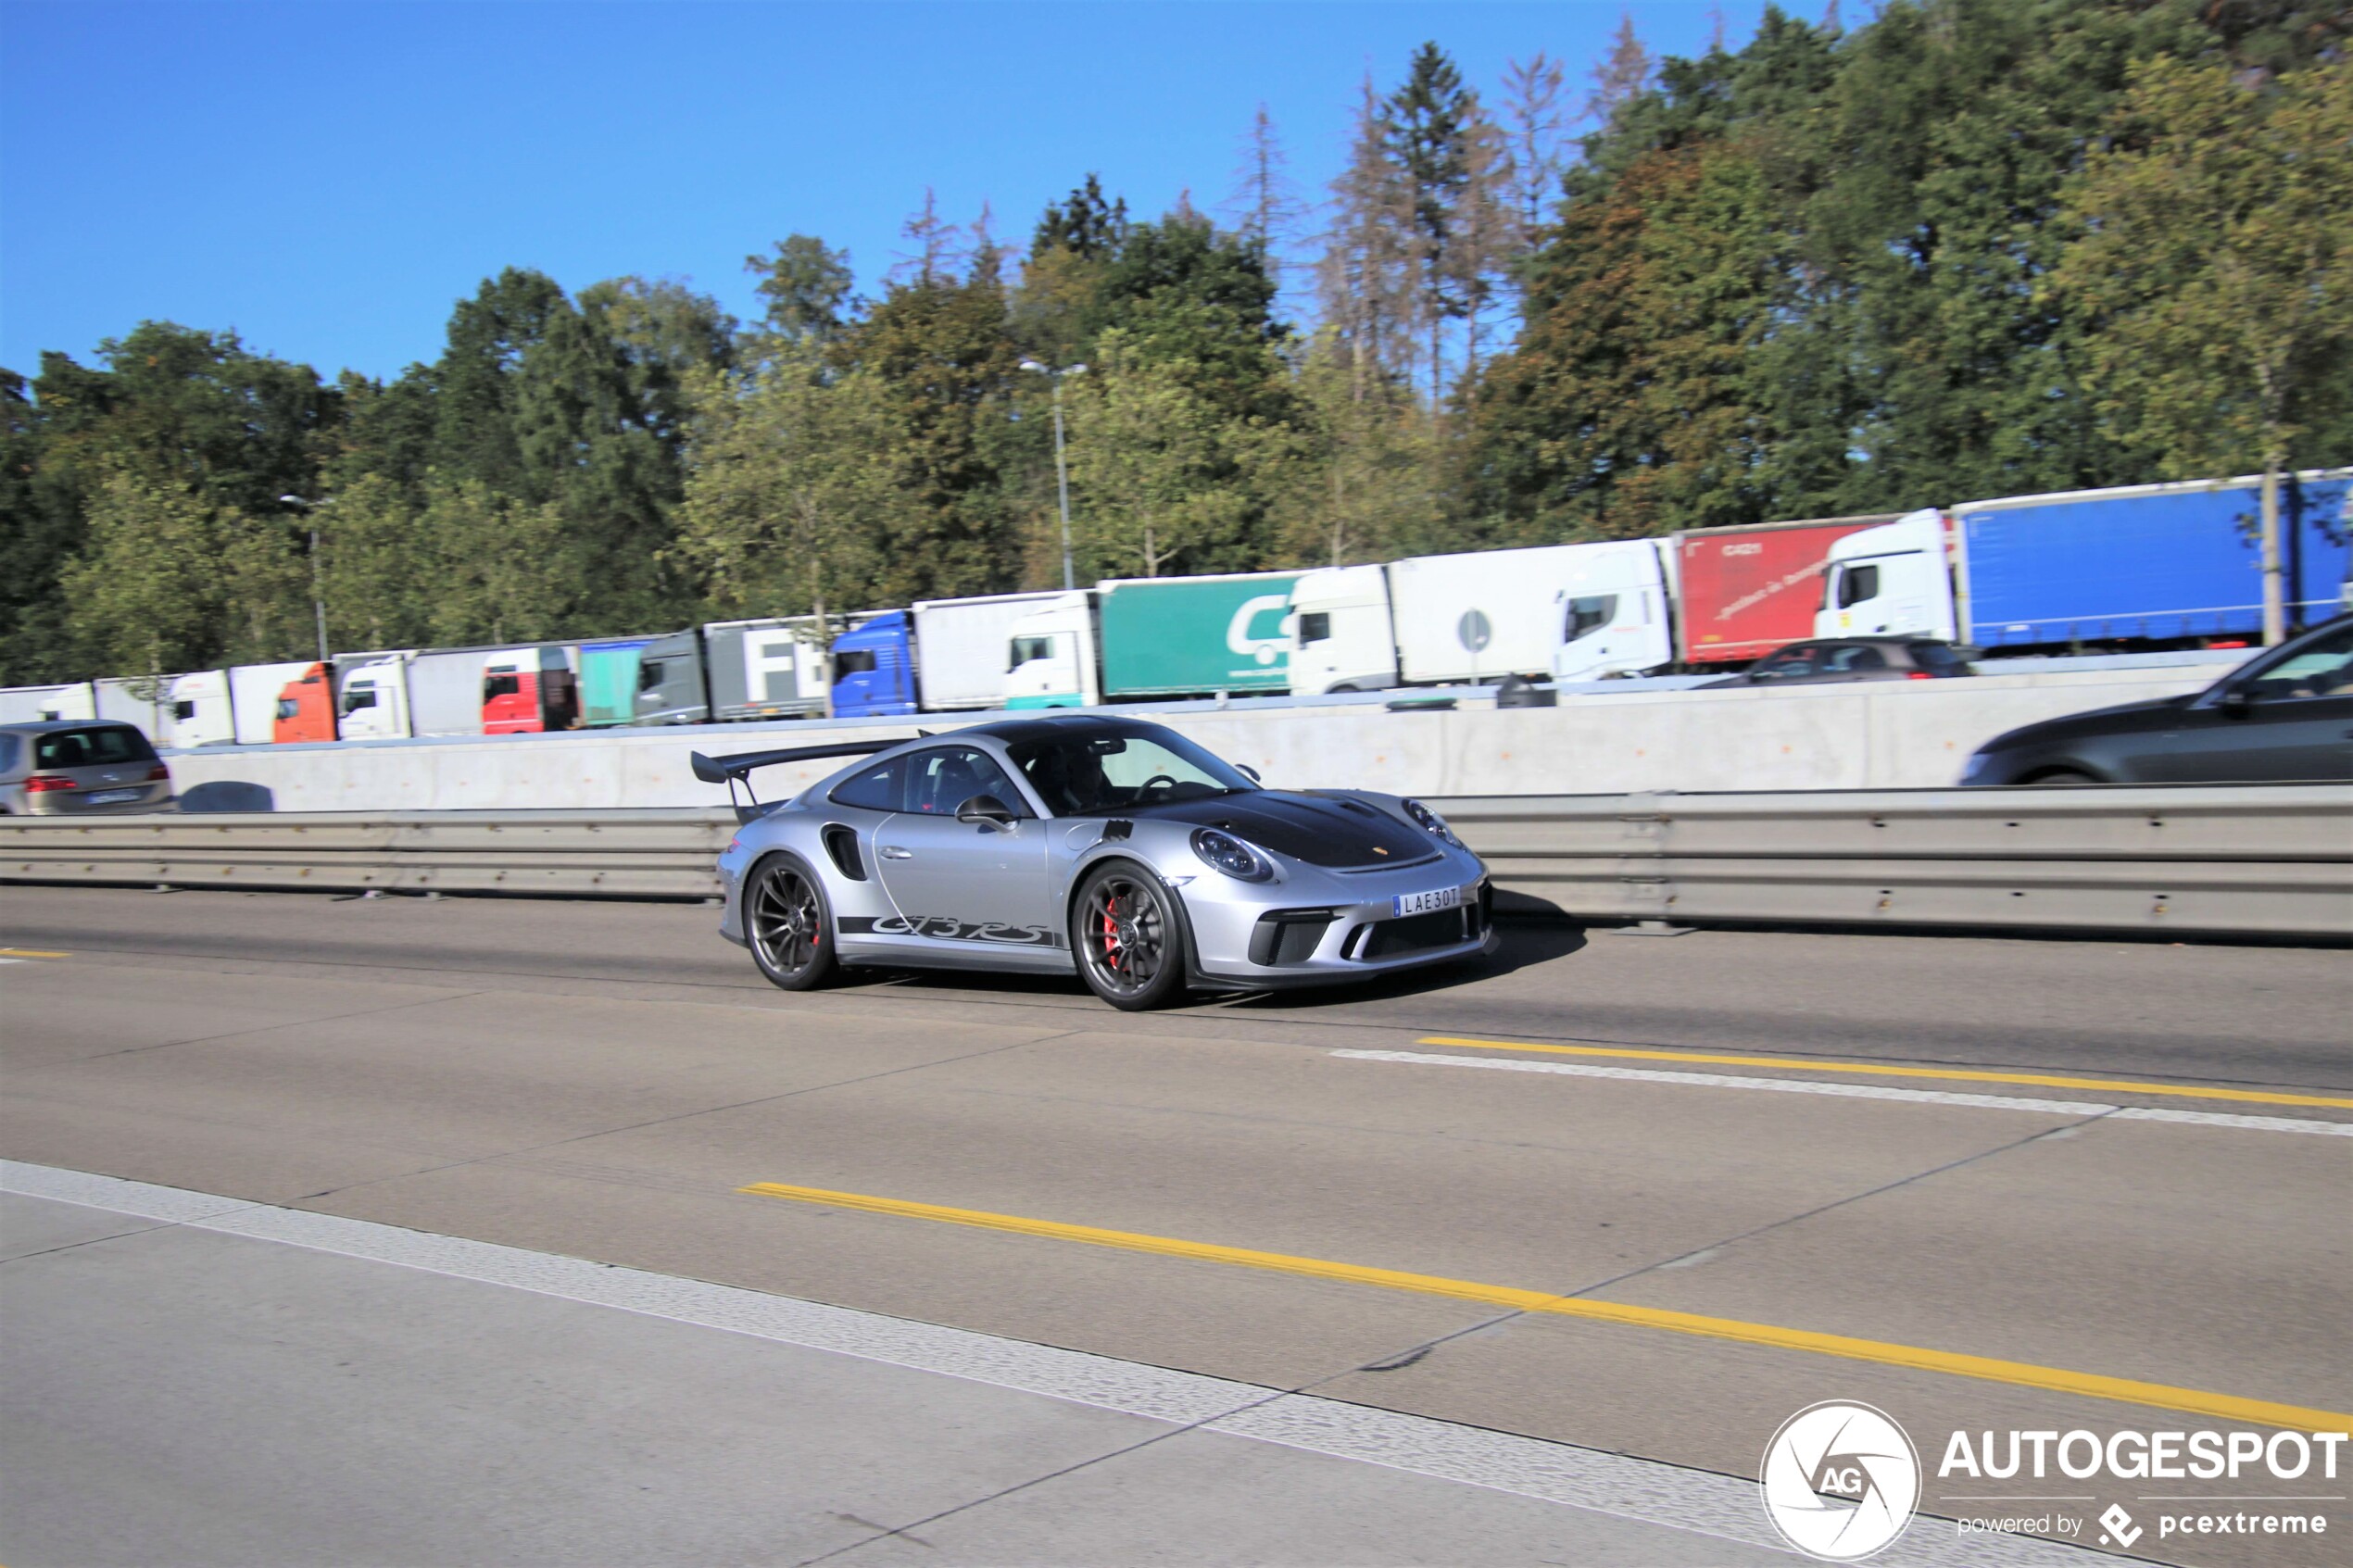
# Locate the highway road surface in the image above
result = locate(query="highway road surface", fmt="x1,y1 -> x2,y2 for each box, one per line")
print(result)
2,884 -> 2347,1568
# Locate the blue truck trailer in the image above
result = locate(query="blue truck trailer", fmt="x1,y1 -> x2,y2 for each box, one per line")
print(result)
1818,470 -> 2353,651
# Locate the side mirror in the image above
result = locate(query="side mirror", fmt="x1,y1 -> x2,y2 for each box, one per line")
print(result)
1237,764 -> 1261,783
2217,688 -> 2253,720
956,794 -> 1017,827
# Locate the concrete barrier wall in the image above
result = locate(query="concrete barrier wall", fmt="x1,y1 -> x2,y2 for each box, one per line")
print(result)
157,661 -> 2237,813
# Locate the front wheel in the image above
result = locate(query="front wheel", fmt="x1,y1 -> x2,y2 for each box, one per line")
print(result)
1072,861 -> 1190,1011
746,857 -> 840,991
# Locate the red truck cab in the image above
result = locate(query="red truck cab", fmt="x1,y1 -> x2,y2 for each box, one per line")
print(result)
482,647 -> 580,734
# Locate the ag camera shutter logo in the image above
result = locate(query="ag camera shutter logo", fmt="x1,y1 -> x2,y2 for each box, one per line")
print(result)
1761,1401 -> 1922,1561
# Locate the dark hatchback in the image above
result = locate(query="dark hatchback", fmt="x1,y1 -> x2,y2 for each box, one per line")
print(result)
1960,616 -> 2353,784
1699,637 -> 1975,688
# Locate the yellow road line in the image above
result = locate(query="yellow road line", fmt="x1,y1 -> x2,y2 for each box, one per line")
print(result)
1417,1036 -> 2353,1111
739,1182 -> 2351,1435
0,947 -> 69,959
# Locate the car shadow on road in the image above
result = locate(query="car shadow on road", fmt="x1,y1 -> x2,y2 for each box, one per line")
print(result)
1218,917 -> 1591,1012
836,918 -> 1590,1011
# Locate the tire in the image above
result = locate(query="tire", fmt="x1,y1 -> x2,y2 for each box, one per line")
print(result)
745,855 -> 841,992
1071,859 -> 1190,1011
2027,769 -> 2100,787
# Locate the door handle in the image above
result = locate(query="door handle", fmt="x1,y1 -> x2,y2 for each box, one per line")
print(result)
879,846 -> 913,859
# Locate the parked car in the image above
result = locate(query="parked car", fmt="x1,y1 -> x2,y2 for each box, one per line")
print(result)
0,721 -> 174,814
1698,638 -> 1975,688
1959,615 -> 2353,784
697,714 -> 1496,1010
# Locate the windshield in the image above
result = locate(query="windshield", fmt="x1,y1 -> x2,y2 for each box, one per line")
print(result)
1007,726 -> 1257,815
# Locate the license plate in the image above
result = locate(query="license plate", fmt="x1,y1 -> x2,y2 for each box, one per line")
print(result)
85,789 -> 142,804
1393,885 -> 1462,918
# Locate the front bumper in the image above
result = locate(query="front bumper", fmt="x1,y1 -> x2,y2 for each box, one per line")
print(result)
1179,848 -> 1497,989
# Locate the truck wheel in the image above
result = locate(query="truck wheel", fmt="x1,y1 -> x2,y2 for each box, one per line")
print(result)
1072,861 -> 1189,1011
746,857 -> 840,991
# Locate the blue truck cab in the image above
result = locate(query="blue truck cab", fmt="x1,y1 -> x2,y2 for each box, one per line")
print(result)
831,611 -> 918,717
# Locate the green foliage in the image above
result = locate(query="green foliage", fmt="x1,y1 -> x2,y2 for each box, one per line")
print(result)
2047,56 -> 2353,476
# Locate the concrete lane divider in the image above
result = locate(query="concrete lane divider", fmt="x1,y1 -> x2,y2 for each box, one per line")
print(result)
735,1181 -> 2353,1435
0,784 -> 2346,937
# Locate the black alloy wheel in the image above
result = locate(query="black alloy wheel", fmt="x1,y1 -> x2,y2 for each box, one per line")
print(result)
748,857 -> 840,991
1072,861 -> 1189,1010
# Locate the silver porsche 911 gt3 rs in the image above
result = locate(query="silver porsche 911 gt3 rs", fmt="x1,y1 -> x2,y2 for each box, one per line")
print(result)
694,713 -> 1496,1010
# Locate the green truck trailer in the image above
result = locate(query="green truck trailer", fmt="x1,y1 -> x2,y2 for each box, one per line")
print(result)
1003,572 -> 1302,708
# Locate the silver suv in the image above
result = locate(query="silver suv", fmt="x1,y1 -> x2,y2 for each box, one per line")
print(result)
0,721 -> 175,814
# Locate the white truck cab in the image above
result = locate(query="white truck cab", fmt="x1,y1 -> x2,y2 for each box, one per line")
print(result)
1285,565 -> 1395,694
1003,593 -> 1100,709
163,671 -> 237,749
335,658 -> 413,740
1549,540 -> 1677,684
1816,509 -> 1959,642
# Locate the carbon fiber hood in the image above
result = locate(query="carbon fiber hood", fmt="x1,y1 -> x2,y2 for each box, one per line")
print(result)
1116,790 -> 1437,869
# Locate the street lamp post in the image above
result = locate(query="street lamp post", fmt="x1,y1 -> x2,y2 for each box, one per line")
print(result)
1019,360 -> 1086,591
280,495 -> 331,661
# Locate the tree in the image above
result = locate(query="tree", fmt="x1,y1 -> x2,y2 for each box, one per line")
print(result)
1499,54 -> 1572,245
1063,332 -> 1264,578
1318,74 -> 1419,406
746,234 -> 858,347
673,348 -> 893,631
2048,56 -> 2353,642
1224,104 -> 1308,289
1587,13 -> 1656,130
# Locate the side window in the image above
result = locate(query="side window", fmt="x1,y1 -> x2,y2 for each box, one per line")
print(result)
0,734 -> 18,773
905,746 -> 1026,816
835,649 -> 879,676
636,659 -> 665,694
1565,595 -> 1618,642
1296,611 -> 1331,645
2238,626 -> 2353,701
1752,647 -> 1818,680
1838,563 -> 1881,608
830,758 -> 905,812
274,698 -> 300,721
172,700 -> 197,721
341,688 -> 378,713
484,673 -> 521,700
1823,646 -> 1887,673
1907,643 -> 1967,673
1009,634 -> 1055,671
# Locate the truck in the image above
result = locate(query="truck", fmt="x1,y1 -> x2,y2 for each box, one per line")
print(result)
831,592 -> 1066,717
1818,471 -> 2353,652
0,684 -> 98,724
629,616 -> 849,726
1284,541 -> 1674,695
158,663 -> 318,749
1672,514 -> 1900,666
277,646 -> 520,744
1004,572 -> 1301,709
482,646 -> 582,734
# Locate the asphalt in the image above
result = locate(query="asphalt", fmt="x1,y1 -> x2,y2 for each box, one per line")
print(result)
1,884 -> 2347,1567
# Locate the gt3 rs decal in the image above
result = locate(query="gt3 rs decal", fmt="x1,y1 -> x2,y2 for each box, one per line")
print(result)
838,915 -> 1062,947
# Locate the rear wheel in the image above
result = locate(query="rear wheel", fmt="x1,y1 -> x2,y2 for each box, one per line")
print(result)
1072,861 -> 1189,1011
2027,769 -> 2100,786
747,857 -> 839,991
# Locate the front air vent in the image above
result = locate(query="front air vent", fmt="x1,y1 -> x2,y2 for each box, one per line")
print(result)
821,823 -> 865,881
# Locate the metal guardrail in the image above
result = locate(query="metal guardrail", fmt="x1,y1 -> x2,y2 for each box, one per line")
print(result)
1,786 -> 2347,937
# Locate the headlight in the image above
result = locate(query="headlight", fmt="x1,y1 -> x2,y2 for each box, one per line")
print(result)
1191,827 -> 1273,882
1401,798 -> 1460,845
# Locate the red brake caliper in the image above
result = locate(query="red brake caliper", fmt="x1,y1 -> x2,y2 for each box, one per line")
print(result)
1101,897 -> 1122,971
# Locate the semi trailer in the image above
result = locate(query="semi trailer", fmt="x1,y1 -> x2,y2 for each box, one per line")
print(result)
1004,573 -> 1301,709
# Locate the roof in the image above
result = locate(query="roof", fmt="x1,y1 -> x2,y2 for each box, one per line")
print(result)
0,719 -> 148,735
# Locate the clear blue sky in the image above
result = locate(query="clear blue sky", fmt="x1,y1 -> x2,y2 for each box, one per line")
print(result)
3,1 -> 1768,384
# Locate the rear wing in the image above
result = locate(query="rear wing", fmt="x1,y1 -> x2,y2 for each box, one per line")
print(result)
690,736 -> 919,822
